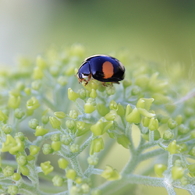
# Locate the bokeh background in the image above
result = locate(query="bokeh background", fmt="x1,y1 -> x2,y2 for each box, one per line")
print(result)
1,0 -> 195,194
1,0 -> 195,67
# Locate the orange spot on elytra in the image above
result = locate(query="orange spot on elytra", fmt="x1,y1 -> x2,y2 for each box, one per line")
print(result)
102,61 -> 114,79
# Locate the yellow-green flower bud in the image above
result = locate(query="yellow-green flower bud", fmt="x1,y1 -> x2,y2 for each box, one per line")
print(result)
26,97 -> 40,111
125,104 -> 133,118
17,155 -> 28,166
2,124 -> 12,134
49,116 -> 61,129
101,165 -> 121,181
57,76 -> 67,86
42,144 -> 53,155
96,103 -> 109,116
167,118 -> 177,129
178,124 -> 189,135
3,166 -> 14,177
106,85 -> 115,95
54,111 -> 66,119
78,88 -> 88,99
14,108 -> 25,119
138,108 -> 155,118
117,135 -> 131,149
90,89 -> 97,98
117,103 -> 125,117
51,141 -> 61,151
87,156 -> 99,165
175,115 -> 183,125
52,175 -> 64,187
66,169 -> 77,180
123,79 -> 132,88
8,95 -> 21,109
51,133 -> 60,141
163,130 -> 174,140
42,115 -> 49,124
35,126 -> 49,136
31,80 -> 42,91
167,140 -> 180,154
24,87 -> 31,95
68,88 -> 79,101
0,110 -> 8,122
7,185 -> 18,195
148,118 -> 159,131
29,145 -> 40,155
109,100 -> 118,110
154,164 -> 167,177
28,118 -> 39,129
104,110 -> 117,121
12,173 -> 21,181
19,166 -> 30,176
33,67 -> 44,79
136,98 -> 154,110
90,138 -> 104,155
90,120 -> 113,136
41,161 -> 54,175
142,117 -> 150,127
131,86 -> 141,95
69,110 -> 79,119
69,144 -> 79,153
61,134 -> 72,145
66,119 -> 76,131
58,158 -> 69,169
126,108 -> 141,124
171,166 -> 184,180
81,183 -> 90,194
84,103 -> 96,113
76,121 -> 91,136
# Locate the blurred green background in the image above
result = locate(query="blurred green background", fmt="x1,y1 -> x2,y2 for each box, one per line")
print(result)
0,1 -> 195,194
0,0 -> 195,67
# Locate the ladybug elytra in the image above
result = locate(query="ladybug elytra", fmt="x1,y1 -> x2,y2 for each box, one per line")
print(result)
77,55 -> 125,85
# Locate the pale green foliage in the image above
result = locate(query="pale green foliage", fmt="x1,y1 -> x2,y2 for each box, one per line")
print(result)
0,45 -> 195,195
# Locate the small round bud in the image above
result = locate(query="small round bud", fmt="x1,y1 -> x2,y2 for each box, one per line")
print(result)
3,166 -> 14,177
17,155 -> 28,166
58,158 -> 69,169
51,141 -> 61,151
66,169 -> 77,180
87,156 -> 99,165
41,161 -> 54,175
70,144 -> 79,153
51,133 -> 60,141
61,134 -> 72,145
42,144 -> 53,155
7,185 -> 18,195
14,108 -> 25,119
154,164 -> 167,177
12,173 -> 21,181
54,111 -> 66,119
163,130 -> 174,140
167,119 -> 177,129
49,116 -> 61,129
2,124 -> 12,134
19,166 -> 30,176
28,118 -> 39,129
29,145 -> 40,155
171,166 -> 184,180
31,80 -> 41,90
52,175 -> 64,187
69,110 -> 79,119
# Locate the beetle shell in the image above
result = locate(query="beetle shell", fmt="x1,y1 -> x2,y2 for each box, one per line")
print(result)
77,55 -> 125,85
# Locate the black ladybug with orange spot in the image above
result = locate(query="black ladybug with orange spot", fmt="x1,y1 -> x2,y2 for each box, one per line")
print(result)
77,55 -> 125,85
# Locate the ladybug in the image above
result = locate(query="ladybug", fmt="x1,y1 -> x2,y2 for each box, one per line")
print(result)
77,55 -> 125,85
